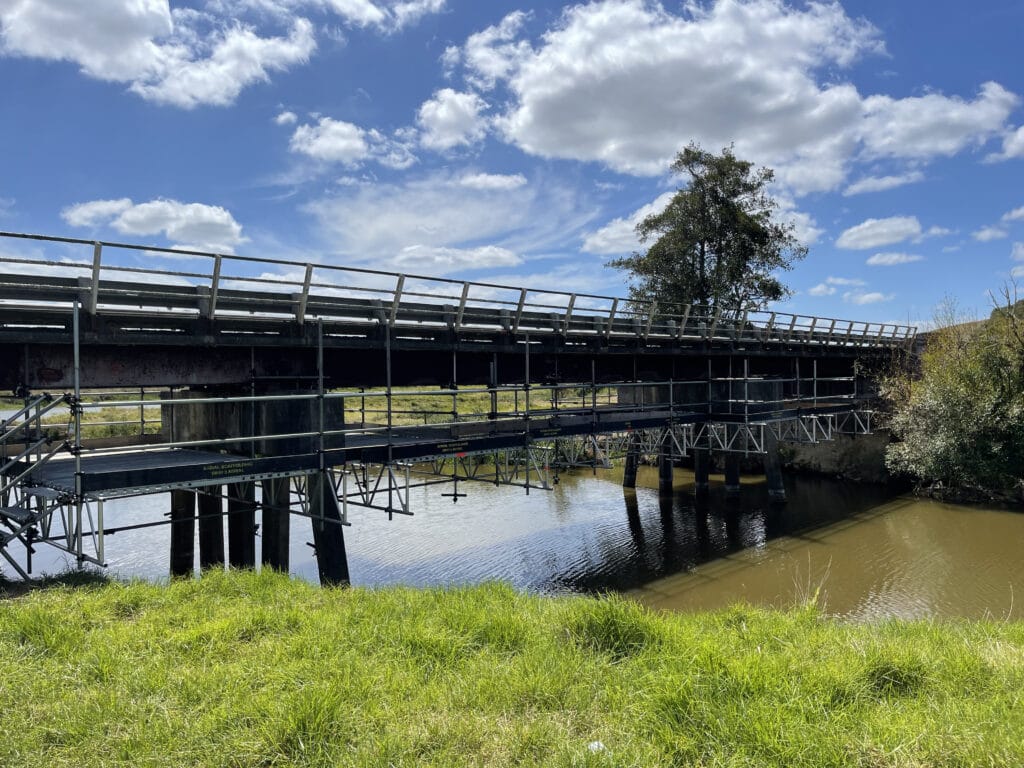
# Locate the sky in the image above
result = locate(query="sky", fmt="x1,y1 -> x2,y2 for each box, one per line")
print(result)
1,0 -> 1023,329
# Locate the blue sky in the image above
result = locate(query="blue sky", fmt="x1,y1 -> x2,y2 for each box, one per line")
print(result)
2,0 -> 1023,327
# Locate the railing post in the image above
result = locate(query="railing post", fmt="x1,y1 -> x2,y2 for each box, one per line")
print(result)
88,242 -> 102,314
390,274 -> 405,327
644,302 -> 658,339
296,263 -> 313,324
563,294 -> 576,335
677,304 -> 691,340
605,298 -> 618,340
207,254 -> 222,320
455,281 -> 469,331
513,288 -> 527,333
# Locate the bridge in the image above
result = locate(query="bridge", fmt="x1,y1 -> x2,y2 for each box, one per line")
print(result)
0,231 -> 915,583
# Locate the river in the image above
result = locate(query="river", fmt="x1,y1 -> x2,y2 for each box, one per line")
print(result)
9,462 -> 1022,621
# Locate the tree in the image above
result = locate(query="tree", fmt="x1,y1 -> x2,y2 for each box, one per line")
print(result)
884,288 -> 1024,502
608,143 -> 807,315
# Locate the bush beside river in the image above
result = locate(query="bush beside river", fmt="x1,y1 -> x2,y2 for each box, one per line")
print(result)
2,570 -> 1023,767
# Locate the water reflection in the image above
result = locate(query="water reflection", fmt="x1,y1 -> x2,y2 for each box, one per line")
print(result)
7,464 -> 1024,621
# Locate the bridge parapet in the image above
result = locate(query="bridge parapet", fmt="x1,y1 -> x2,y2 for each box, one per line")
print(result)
0,231 -> 916,352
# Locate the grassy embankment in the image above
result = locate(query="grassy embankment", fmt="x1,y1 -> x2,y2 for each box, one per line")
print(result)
2,570 -> 1022,767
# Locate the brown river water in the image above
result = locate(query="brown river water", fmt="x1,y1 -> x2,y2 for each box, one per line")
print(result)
9,461 -> 1023,621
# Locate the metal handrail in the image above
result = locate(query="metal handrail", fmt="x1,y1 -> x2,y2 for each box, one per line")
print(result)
0,395 -> 68,446
0,231 -> 917,348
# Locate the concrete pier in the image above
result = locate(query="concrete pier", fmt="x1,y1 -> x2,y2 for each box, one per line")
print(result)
724,453 -> 741,493
658,432 -> 674,494
763,431 -> 787,500
693,448 -> 710,495
622,432 -> 641,489
227,481 -> 257,568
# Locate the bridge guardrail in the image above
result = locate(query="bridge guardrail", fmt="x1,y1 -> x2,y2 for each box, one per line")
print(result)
0,231 -> 916,349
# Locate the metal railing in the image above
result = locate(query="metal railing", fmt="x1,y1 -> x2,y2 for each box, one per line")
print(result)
0,231 -> 916,348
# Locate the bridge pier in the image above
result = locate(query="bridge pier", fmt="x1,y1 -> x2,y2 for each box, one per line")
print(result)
724,453 -> 741,493
228,481 -> 257,569
622,432 -> 641,489
658,432 -> 673,494
169,490 -> 195,577
763,431 -> 786,501
693,448 -> 710,495
197,486 -> 225,569
309,471 -> 349,586
261,477 -> 291,572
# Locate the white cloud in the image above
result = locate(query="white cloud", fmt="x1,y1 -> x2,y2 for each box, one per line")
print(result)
290,117 -> 369,165
987,125 -> 1024,161
62,197 -> 246,252
274,110 -> 298,125
1012,242 -> 1024,261
302,171 -> 593,268
808,275 -> 865,296
417,88 -> 489,151
808,283 -> 835,296
836,216 -> 922,249
0,2 -> 317,108
318,0 -> 446,32
844,290 -> 892,305
446,1 -> 1017,196
866,252 -> 923,266
581,192 -> 675,255
1002,206 -> 1024,223
61,198 -> 134,227
459,10 -> 532,91
921,225 -> 953,239
860,82 -> 1018,159
1013,265 -> 1024,278
458,173 -> 527,191
843,171 -> 924,196
131,19 -> 316,108
392,244 -> 521,275
973,226 -> 1008,242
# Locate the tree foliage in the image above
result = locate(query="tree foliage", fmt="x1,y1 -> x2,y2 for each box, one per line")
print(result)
608,143 -> 807,314
884,289 -> 1024,502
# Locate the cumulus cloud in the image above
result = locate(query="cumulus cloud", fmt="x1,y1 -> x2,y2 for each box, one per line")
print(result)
843,171 -> 925,196
860,82 -> 1017,159
987,125 -> 1024,161
458,173 -> 527,191
444,0 -> 1016,195
61,198 -> 134,228
836,216 -> 921,249
581,192 -> 675,255
274,110 -> 298,125
808,276 -> 865,296
844,290 -> 892,305
391,244 -> 521,275
973,226 -> 1008,242
0,2 -> 316,108
288,116 -> 416,169
62,197 -> 246,252
1002,206 -> 1024,223
1012,242 -> 1024,261
417,88 -> 489,151
866,252 -> 923,266
0,0 -> 449,108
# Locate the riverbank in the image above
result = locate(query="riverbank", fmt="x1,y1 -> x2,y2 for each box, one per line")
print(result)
2,570 -> 1022,766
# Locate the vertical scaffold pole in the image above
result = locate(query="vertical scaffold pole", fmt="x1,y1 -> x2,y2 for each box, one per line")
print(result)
72,299 -> 83,565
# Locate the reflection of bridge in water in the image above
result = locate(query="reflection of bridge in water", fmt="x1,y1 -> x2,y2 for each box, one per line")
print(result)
0,231 -> 914,583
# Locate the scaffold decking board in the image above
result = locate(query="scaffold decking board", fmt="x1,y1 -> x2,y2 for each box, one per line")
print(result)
27,449 -> 319,495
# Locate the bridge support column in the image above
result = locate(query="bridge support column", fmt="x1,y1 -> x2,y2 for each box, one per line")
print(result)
261,477 -> 291,572
763,431 -> 786,501
227,481 -> 257,569
724,453 -> 741,493
693,448 -> 710,495
622,432 -> 641,489
658,432 -> 673,494
169,490 -> 195,577
309,471 -> 349,586
197,486 -> 224,570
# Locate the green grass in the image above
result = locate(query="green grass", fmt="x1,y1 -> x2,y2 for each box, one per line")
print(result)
1,571 -> 1023,766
